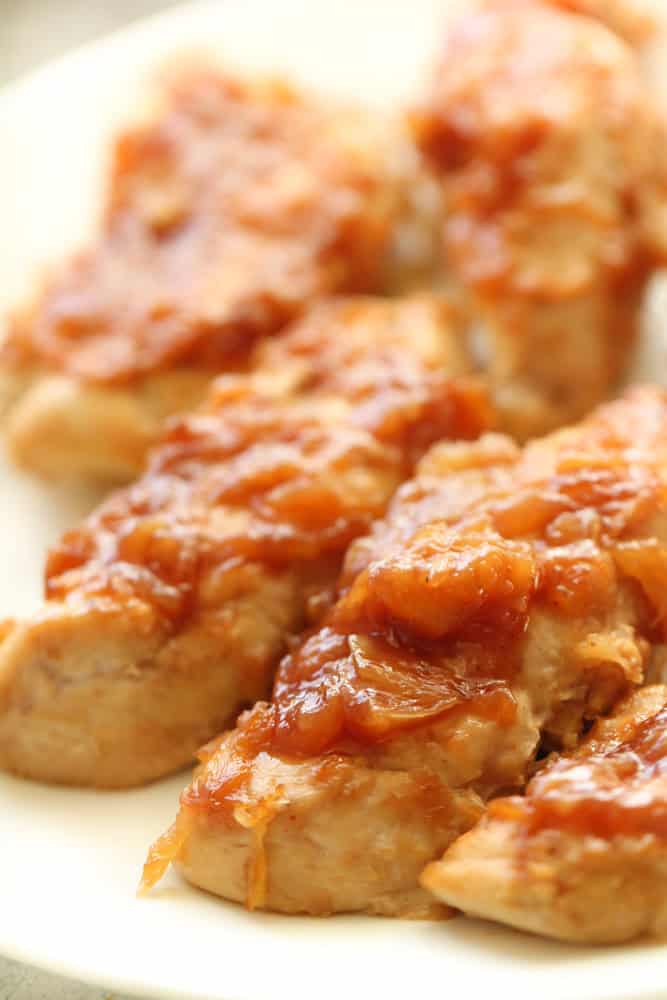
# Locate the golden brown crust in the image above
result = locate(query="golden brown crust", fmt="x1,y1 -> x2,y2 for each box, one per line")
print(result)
0,295 -> 491,787
4,370 -> 211,483
143,386 -> 667,913
413,0 -> 667,438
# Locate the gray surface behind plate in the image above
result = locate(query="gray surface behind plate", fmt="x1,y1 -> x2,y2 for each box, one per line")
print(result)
0,955 -> 130,999
0,0 -> 181,86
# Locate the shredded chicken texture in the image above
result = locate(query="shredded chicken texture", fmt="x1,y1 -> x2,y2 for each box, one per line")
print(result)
423,684 -> 667,943
142,386 -> 667,915
0,295 -> 490,788
0,67 -> 418,481
413,0 -> 667,438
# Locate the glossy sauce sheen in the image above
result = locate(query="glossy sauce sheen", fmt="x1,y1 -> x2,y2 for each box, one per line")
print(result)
492,699 -> 667,839
44,297 -> 491,628
2,70 -> 393,383
184,388 -> 667,811
410,0 -> 667,447
412,0 -> 658,299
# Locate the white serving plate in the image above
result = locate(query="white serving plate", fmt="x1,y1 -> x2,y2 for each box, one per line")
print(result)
1,2 -> 667,998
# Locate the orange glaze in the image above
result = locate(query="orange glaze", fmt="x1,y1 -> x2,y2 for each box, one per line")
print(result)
267,628 -> 518,757
181,389 -> 667,788
411,0 -> 658,300
43,298 -> 492,630
544,0 -> 656,47
490,703 -> 667,839
408,0 -> 667,451
3,70 -> 393,383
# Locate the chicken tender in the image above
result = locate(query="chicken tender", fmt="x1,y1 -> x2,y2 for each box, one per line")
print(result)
413,0 -> 667,439
1,68 -> 414,482
423,684 -> 667,943
143,386 -> 667,915
0,296 -> 490,787
549,0 -> 656,44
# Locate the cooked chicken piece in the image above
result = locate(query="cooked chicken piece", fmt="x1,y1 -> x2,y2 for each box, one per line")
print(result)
0,295 -> 491,788
413,0 -> 667,439
6,2 -> 656,484
549,0 -> 656,44
143,386 -> 667,915
1,67 -> 420,482
423,683 -> 667,943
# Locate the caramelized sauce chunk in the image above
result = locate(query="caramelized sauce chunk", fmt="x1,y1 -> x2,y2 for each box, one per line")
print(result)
184,387 -> 667,796
44,297 -> 491,628
3,70 -> 396,383
490,687 -> 667,839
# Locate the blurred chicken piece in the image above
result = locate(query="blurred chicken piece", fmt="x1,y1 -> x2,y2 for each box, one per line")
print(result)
550,0 -> 656,44
413,0 -> 667,439
0,295 -> 490,787
423,684 -> 667,943
142,386 -> 667,915
0,67 -> 421,482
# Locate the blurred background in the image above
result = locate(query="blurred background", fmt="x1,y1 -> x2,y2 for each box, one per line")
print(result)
0,0 -> 181,85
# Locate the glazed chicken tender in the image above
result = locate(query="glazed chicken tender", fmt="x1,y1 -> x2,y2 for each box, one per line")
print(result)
550,0 -> 656,44
0,68 -> 410,482
413,0 -> 667,439
0,296 -> 490,787
142,386 -> 667,916
423,684 -> 667,943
